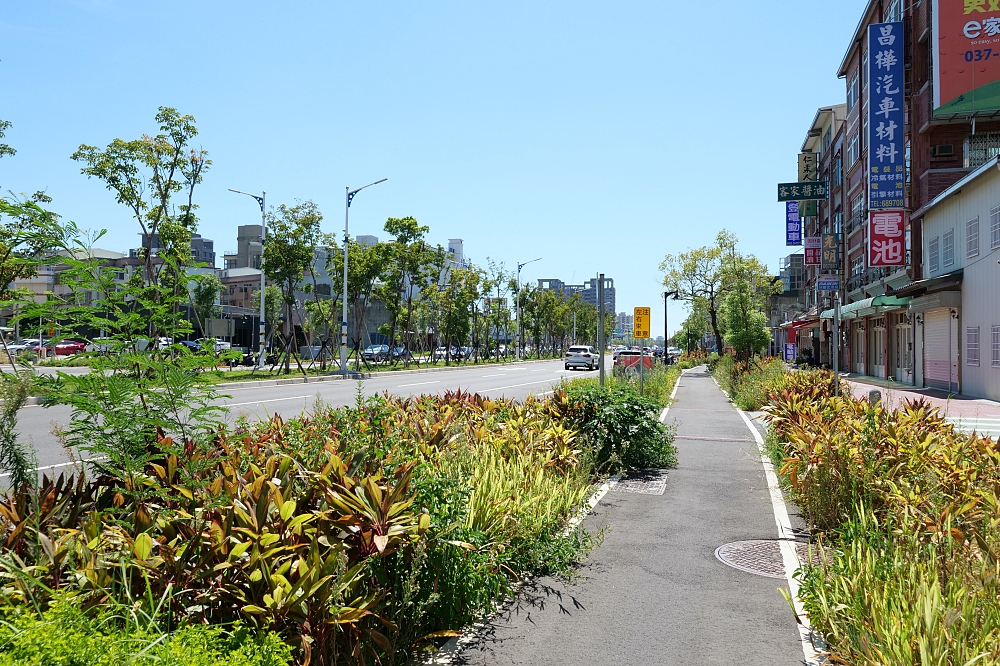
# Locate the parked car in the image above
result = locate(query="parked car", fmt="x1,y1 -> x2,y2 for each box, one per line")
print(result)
432,346 -> 462,360
195,338 -> 231,353
565,345 -> 598,371
362,344 -> 390,362
53,340 -> 86,355
613,349 -> 653,375
391,346 -> 412,361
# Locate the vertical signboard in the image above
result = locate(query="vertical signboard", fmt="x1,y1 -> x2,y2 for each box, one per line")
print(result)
933,0 -> 1000,116
869,21 -> 905,210
869,210 -> 908,266
633,307 -> 650,339
798,153 -> 818,182
804,237 -> 821,265
821,233 -> 839,271
786,201 -> 802,246
784,343 -> 797,362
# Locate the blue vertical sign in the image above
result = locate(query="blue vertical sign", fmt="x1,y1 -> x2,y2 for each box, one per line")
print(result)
786,201 -> 802,246
868,22 -> 905,210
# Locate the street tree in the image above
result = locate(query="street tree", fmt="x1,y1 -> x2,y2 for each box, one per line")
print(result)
190,273 -> 223,339
262,200 -> 322,373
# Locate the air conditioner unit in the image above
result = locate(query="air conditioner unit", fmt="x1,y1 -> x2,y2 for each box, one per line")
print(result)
931,144 -> 954,157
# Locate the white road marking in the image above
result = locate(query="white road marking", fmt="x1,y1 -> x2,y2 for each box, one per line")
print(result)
228,395 -> 311,407
396,380 -> 441,388
530,369 -> 546,373
480,374 -> 506,378
481,379 -> 560,392
659,369 -> 686,423
0,457 -> 106,478
737,408 -> 825,665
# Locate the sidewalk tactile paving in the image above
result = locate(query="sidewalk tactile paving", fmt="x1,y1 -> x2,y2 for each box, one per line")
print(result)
715,540 -> 818,579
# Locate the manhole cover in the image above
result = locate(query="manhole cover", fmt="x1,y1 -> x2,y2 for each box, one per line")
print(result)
612,475 -> 667,495
715,540 -> 820,578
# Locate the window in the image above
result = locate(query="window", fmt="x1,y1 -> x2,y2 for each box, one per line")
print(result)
862,114 -> 869,151
852,193 -> 865,220
968,327 -> 980,367
993,326 -> 1000,368
967,217 -> 980,258
943,230 -> 955,267
861,51 -> 869,90
992,206 -> 1000,249
851,256 -> 865,277
823,127 -> 832,156
929,236 -> 940,273
885,0 -> 902,22
965,132 -> 1000,168
847,70 -> 860,111
835,212 -> 844,234
834,157 -> 843,186
847,131 -> 860,168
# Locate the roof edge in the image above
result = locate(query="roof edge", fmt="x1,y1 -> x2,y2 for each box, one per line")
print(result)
838,0 -> 881,78
911,157 -> 1000,219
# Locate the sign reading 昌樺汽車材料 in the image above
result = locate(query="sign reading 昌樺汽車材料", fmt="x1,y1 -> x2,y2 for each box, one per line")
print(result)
805,237 -> 821,265
869,210 -> 908,267
869,21 -> 906,211
633,307 -> 650,339
933,1 -> 1000,116
777,182 -> 829,202
821,233 -> 840,271
784,343 -> 797,362
817,275 -> 841,292
786,202 -> 802,246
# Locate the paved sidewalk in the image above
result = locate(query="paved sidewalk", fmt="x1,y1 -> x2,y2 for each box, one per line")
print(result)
455,367 -> 809,665
845,375 -> 1000,438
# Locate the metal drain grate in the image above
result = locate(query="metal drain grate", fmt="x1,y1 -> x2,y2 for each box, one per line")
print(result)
612,475 -> 667,495
714,540 -> 819,578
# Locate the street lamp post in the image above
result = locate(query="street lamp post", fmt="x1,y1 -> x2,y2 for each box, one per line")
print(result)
663,290 -> 679,365
515,258 -> 541,362
228,188 -> 267,369
341,179 -> 387,377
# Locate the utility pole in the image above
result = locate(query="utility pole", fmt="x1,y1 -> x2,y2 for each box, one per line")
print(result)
598,273 -> 605,387
515,258 -> 541,361
228,189 -> 267,369
833,290 -> 841,397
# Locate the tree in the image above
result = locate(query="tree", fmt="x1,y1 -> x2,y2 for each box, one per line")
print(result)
190,273 -> 223,338
328,240 -> 392,370
262,201 -> 322,374
0,118 -> 14,161
252,284 -> 283,334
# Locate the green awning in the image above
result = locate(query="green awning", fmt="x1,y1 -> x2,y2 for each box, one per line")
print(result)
821,295 -> 910,320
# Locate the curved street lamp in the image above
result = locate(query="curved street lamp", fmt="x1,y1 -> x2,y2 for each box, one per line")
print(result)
341,179 -> 387,376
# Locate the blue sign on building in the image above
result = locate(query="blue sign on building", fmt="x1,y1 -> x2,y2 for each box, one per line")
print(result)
786,201 -> 802,246
784,343 -> 797,362
868,22 -> 905,210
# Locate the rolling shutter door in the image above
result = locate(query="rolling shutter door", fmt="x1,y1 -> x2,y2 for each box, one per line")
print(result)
924,309 -> 950,390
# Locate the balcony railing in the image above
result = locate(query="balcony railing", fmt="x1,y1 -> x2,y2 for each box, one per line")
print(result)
846,208 -> 868,236
847,267 -> 896,293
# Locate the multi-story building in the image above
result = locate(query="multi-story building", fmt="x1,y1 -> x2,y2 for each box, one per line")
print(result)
222,225 -> 263,270
130,232 -> 216,267
537,276 -> 615,313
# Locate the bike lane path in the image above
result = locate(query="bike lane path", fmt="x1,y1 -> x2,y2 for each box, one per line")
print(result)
452,367 -> 813,665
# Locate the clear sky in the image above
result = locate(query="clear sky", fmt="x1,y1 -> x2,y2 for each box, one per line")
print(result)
0,1 -> 867,338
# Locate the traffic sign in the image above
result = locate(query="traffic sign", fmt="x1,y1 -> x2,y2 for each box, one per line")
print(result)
633,307 -> 650,339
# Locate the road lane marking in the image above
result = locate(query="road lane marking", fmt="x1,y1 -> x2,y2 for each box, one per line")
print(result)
480,374 -> 506,378
396,380 -> 441,388
737,407 -> 824,665
228,395 -> 312,408
481,379 -> 560,392
0,457 -> 107,478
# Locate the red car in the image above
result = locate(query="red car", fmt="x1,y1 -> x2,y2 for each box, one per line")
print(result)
52,340 -> 86,355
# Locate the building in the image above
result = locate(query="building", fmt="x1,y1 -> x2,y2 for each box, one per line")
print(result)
771,254 -> 808,359
898,158 -> 1000,399
223,225 -> 263,270
616,312 -> 634,334
130,232 -> 216,267
537,276 -> 615,313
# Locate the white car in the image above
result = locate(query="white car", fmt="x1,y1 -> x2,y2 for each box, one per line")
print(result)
565,345 -> 598,371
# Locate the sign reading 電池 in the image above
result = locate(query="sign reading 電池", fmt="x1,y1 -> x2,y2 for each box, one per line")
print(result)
933,0 -> 1000,116
869,22 -> 905,210
868,210 -> 907,267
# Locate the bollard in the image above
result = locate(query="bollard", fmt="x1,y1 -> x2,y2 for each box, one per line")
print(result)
868,389 -> 882,407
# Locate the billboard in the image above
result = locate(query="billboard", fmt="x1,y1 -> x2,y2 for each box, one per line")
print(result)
633,307 -> 650,339
786,202 -> 802,246
869,210 -> 908,267
869,22 -> 905,210
821,233 -> 840,271
933,0 -> 1000,116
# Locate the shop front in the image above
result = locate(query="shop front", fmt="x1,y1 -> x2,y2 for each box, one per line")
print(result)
909,291 -> 962,393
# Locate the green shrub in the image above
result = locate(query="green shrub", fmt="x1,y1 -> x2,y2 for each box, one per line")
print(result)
558,382 -> 677,472
712,354 -> 787,411
0,599 -> 291,666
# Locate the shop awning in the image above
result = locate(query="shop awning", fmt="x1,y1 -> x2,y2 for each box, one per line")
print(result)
890,268 -> 963,298
821,295 -> 911,320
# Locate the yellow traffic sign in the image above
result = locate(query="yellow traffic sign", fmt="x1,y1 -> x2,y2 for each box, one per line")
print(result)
633,307 -> 650,339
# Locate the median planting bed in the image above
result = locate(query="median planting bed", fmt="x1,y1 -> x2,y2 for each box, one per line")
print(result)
0,383 -> 674,665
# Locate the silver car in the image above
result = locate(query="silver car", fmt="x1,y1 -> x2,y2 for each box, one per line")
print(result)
565,345 -> 598,371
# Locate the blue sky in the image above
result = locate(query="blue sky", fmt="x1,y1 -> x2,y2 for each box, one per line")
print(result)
0,1 -> 866,338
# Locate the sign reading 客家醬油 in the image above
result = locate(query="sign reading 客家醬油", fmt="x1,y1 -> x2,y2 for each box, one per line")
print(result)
868,22 -> 905,210
933,0 -> 1000,116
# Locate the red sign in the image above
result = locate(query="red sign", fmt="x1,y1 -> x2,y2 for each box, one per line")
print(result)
804,237 -> 821,265
868,210 -> 907,267
933,1 -> 1000,115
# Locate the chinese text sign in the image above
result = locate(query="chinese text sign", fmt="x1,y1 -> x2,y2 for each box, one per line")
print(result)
868,22 -> 905,210
869,210 -> 907,267
786,202 -> 802,246
821,233 -> 840,271
805,237 -> 821,265
933,0 -> 1000,116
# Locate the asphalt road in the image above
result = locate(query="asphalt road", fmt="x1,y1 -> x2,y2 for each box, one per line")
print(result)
12,358 -> 596,475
